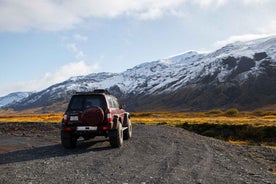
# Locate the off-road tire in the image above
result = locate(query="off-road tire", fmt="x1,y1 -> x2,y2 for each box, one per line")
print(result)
123,119 -> 132,140
109,123 -> 123,148
61,131 -> 77,149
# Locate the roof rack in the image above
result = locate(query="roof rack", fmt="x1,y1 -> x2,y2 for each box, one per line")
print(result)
74,89 -> 110,95
93,89 -> 110,94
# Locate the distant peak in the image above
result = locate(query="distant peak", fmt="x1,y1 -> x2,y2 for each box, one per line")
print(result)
166,50 -> 199,60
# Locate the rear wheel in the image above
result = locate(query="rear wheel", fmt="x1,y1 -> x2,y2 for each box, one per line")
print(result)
109,123 -> 123,148
61,131 -> 77,149
123,119 -> 132,140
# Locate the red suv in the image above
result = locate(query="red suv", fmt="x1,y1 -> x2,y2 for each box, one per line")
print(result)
61,89 -> 132,148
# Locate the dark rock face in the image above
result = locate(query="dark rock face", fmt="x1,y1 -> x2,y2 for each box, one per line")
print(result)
222,56 -> 238,69
236,57 -> 255,74
109,85 -> 124,98
254,52 -> 268,61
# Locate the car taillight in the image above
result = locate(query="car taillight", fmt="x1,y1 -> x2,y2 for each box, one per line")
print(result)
102,126 -> 109,131
65,127 -> 72,131
107,113 -> 112,123
63,114 -> 69,123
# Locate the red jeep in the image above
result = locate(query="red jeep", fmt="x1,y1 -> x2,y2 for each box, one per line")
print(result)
61,89 -> 132,148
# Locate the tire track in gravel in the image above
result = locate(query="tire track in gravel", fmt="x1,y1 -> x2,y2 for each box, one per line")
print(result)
134,135 -> 180,183
189,141 -> 214,184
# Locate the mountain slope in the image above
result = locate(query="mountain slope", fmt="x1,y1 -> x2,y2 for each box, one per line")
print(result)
3,36 -> 276,112
0,92 -> 32,107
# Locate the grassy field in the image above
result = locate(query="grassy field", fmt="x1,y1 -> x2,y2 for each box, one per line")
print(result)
0,113 -> 63,123
131,111 -> 276,127
0,110 -> 275,125
0,110 -> 275,147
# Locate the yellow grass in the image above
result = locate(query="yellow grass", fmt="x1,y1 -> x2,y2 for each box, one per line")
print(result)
0,111 -> 275,126
0,113 -> 63,123
131,112 -> 276,127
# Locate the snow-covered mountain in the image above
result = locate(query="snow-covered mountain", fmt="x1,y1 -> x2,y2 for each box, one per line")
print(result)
0,92 -> 32,107
3,36 -> 276,112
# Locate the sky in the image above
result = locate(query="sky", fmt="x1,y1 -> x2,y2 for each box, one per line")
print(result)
0,0 -> 276,97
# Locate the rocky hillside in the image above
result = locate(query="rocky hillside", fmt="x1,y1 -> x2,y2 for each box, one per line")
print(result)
3,36 -> 276,112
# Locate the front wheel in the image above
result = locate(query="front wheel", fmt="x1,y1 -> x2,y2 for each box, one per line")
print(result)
61,131 -> 77,149
109,123 -> 123,148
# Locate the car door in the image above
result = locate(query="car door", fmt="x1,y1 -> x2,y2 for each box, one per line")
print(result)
113,97 -> 125,121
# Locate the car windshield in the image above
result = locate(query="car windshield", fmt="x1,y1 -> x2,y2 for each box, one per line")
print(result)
68,95 -> 106,111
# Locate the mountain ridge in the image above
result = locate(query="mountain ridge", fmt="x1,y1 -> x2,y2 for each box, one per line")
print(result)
2,36 -> 276,112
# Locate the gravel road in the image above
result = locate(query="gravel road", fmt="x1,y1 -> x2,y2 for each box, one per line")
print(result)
0,123 -> 275,184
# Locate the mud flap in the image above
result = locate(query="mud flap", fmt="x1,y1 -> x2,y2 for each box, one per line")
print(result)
123,112 -> 130,127
109,116 -> 118,137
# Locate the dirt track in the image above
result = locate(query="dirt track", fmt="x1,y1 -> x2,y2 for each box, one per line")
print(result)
0,123 -> 275,184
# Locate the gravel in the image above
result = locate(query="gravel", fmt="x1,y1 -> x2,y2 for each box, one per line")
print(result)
0,123 -> 275,184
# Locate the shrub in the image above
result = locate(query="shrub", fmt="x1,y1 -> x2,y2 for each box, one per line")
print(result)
206,109 -> 223,116
252,110 -> 269,116
202,129 -> 219,137
225,108 -> 239,116
131,112 -> 153,117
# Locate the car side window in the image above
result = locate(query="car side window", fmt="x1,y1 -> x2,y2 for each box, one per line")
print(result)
107,96 -> 114,108
113,97 -> 120,108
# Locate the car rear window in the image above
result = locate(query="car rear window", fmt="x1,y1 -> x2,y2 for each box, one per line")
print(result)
68,95 -> 107,111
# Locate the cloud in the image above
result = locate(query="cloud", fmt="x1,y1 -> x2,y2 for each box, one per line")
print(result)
73,34 -> 88,42
66,43 -> 85,59
0,0 -> 174,31
41,60 -> 98,84
0,0 -> 80,31
212,34 -> 273,49
212,20 -> 276,49
136,8 -> 163,20
1,61 -> 98,96
61,34 -> 88,59
192,0 -> 272,8
192,0 -> 227,8
1,0 -> 274,32
258,21 -> 276,35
